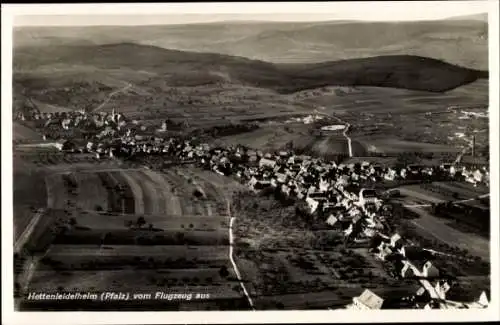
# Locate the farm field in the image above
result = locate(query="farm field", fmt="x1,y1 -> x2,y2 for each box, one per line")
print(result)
304,80 -> 488,152
406,207 -> 490,261
217,123 -> 349,158
28,269 -> 242,299
301,80 -> 487,115
37,245 -> 231,271
396,182 -> 489,205
13,122 -> 43,142
209,79 -> 486,159
230,191 -> 420,308
63,211 -> 227,231
391,181 -> 490,261
15,160 -> 252,310
352,136 -> 462,155
13,154 -> 50,244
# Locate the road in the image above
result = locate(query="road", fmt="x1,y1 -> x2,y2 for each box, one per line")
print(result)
343,123 -> 353,158
454,143 -> 472,164
92,83 -> 132,112
227,200 -> 256,310
14,208 -> 45,254
185,171 -> 255,310
14,208 -> 46,309
314,109 -> 353,158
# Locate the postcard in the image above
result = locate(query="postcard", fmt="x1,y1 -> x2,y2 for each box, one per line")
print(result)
2,1 -> 499,324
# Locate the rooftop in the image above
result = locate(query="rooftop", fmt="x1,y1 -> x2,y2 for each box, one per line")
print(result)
357,289 -> 384,309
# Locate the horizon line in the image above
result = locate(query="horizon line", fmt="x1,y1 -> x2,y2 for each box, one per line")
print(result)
11,13 -> 488,27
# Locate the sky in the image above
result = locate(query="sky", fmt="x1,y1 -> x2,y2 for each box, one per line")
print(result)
7,1 -> 491,26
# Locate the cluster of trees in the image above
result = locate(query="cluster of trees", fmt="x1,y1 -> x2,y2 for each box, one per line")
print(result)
190,123 -> 259,138
431,201 -> 490,236
124,216 -> 153,230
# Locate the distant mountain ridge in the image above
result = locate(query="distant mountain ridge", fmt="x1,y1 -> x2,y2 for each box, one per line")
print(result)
14,17 -> 488,70
14,43 -> 488,94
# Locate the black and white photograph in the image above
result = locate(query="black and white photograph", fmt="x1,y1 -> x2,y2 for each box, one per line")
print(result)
2,1 -> 499,324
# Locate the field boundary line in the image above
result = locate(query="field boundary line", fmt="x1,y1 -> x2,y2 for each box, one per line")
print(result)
228,200 -> 256,311
119,171 -> 145,215
402,193 -> 490,208
91,83 -> 132,112
409,218 -> 456,249
14,208 -> 45,254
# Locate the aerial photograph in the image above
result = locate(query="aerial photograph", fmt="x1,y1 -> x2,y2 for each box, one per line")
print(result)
11,8 -> 492,312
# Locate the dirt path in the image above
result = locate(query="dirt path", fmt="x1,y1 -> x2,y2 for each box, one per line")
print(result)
314,109 -> 352,157
228,201 -> 256,310
91,83 -> 132,112
188,169 -> 255,309
14,208 -> 45,254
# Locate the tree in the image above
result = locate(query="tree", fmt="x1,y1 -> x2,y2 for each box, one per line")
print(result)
69,217 -> 77,227
219,265 -> 230,278
175,232 -> 185,244
136,216 -> 146,228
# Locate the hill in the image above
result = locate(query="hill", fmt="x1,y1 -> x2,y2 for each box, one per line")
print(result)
13,43 -> 487,96
14,18 -> 488,70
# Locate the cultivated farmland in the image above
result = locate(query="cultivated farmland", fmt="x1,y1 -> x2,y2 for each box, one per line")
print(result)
18,160 -> 251,310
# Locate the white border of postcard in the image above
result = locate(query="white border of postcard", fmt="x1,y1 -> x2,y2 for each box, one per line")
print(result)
2,1 -> 499,324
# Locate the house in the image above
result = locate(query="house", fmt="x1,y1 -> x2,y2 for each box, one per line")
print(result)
319,178 -> 330,192
275,172 -> 288,184
399,260 -> 438,281
400,261 -> 417,278
418,261 -> 440,278
326,215 -> 338,227
390,233 -> 402,248
281,184 -> 291,196
384,168 -> 397,181
434,280 -> 451,300
375,242 -> 393,260
475,291 -> 490,308
306,197 -> 320,214
351,289 -> 384,310
343,224 -> 353,237
363,228 -> 376,237
359,188 -> 379,206
259,158 -> 276,169
55,139 -> 76,152
248,176 -> 271,191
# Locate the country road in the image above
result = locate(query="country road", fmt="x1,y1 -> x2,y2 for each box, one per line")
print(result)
342,123 -> 353,158
314,109 -> 353,158
182,171 -> 256,310
14,208 -> 45,254
228,201 -> 256,311
92,83 -> 132,112
454,143 -> 472,165
14,208 -> 46,310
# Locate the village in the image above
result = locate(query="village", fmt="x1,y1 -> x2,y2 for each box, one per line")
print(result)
14,106 -> 491,310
